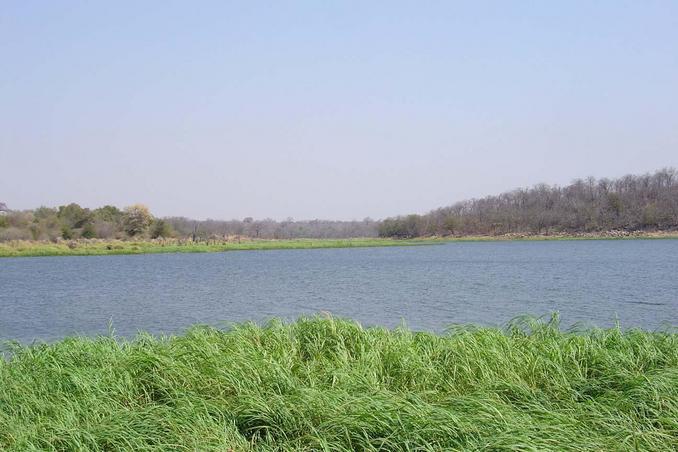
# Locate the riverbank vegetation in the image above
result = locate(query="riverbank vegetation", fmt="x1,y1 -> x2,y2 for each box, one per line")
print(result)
0,237 -> 439,258
4,232 -> 678,258
0,316 -> 676,450
0,202 -> 378,242
2,169 -> 677,244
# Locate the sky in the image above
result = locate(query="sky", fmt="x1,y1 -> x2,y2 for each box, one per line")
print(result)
1,1 -> 677,220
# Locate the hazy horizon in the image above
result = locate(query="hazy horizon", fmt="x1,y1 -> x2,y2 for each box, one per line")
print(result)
2,2 -> 677,220
2,167 -> 677,223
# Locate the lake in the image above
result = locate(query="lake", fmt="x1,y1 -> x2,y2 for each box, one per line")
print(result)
1,239 -> 677,342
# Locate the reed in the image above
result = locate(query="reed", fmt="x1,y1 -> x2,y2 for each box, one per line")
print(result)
1,315 -> 676,450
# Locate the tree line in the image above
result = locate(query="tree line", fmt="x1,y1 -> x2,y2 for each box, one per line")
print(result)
164,217 -> 377,240
0,204 -> 169,242
2,168 -> 677,242
378,168 -> 678,238
0,202 -> 377,241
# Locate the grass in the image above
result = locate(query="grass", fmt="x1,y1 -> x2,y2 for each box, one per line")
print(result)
0,238 -> 441,258
441,231 -> 678,242
1,315 -> 676,451
2,232 -> 677,258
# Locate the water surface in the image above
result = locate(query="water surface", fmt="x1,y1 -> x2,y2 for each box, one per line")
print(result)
1,240 -> 676,342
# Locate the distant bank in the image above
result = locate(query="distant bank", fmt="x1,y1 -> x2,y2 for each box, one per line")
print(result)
3,169 -> 677,245
0,237 -> 441,258
1,232 -> 677,257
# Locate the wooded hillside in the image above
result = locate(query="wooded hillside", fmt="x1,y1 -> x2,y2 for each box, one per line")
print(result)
379,168 -> 678,238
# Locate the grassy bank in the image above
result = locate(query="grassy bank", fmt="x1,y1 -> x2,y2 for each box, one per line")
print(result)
1,316 -> 676,450
2,231 -> 677,258
0,238 -> 440,258
440,230 -> 678,242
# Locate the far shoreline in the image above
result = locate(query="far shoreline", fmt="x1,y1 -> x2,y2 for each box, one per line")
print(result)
1,231 -> 677,258
442,230 -> 678,242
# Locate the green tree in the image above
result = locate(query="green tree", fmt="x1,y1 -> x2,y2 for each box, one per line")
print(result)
150,219 -> 174,238
81,222 -> 97,239
57,203 -> 91,229
61,225 -> 73,240
34,206 -> 58,221
93,205 -> 123,223
378,215 -> 422,238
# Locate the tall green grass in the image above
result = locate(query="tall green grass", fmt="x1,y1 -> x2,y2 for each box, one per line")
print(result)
1,316 -> 676,450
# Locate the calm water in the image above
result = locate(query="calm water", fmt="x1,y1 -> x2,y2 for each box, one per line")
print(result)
1,240 -> 677,342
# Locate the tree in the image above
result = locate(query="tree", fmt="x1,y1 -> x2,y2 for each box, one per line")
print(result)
379,168 -> 678,237
81,222 -> 97,239
93,205 -> 123,239
93,205 -> 123,223
61,225 -> 73,240
150,219 -> 174,239
57,203 -> 91,229
122,204 -> 153,237
378,215 -> 422,238
34,206 -> 57,220
443,216 -> 457,235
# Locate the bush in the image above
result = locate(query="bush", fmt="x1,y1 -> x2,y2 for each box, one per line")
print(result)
0,227 -> 31,241
60,225 -> 73,240
150,219 -> 174,238
81,223 -> 96,239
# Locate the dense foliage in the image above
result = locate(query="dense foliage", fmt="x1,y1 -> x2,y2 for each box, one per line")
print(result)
379,168 -> 678,237
0,203 -> 159,242
0,316 -> 676,450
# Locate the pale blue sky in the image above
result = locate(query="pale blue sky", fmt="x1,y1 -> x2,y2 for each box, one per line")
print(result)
1,1 -> 677,220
